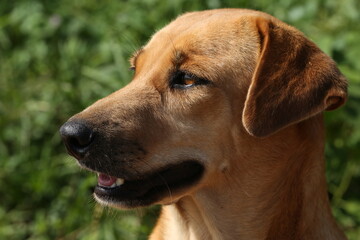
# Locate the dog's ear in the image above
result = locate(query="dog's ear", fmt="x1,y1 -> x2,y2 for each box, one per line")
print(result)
242,17 -> 347,137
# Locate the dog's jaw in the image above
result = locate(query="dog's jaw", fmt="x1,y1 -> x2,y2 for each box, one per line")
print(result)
92,161 -> 205,209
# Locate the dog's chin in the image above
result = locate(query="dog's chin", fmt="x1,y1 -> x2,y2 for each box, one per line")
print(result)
91,160 -> 204,209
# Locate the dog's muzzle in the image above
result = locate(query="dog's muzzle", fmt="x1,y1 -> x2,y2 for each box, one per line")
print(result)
59,120 -> 205,208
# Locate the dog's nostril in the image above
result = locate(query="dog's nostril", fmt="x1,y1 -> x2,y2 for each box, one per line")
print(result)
59,120 -> 94,159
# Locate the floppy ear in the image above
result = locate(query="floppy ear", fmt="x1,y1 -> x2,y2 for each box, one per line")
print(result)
242,17 -> 347,137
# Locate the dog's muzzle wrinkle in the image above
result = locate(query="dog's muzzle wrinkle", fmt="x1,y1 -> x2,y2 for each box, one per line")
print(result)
60,120 -> 94,160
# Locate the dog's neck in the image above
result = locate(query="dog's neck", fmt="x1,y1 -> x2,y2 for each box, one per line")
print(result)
150,116 -> 346,240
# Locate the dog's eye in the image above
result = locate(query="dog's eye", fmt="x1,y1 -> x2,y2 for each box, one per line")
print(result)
171,71 -> 209,89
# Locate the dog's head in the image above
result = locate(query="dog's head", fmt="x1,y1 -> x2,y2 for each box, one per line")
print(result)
60,9 -> 347,209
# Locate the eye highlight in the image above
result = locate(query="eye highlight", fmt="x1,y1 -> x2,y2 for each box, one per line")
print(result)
170,71 -> 210,89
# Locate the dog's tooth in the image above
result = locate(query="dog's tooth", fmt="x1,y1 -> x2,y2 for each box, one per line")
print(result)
110,183 -> 117,188
116,178 -> 124,186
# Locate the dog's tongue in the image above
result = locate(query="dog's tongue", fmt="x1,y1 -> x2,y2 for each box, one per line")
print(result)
98,173 -> 117,186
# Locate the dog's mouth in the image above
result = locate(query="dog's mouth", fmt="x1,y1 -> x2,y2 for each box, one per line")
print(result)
93,161 -> 204,208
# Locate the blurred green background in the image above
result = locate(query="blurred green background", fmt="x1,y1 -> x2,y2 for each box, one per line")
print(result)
1,0 -> 359,239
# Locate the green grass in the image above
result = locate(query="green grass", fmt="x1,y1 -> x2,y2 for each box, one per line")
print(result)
1,0 -> 360,239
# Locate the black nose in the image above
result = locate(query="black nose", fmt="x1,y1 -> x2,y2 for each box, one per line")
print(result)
59,120 -> 94,159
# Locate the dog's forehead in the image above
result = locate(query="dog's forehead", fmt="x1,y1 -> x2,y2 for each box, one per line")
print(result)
147,10 -> 261,48
158,9 -> 271,34
135,9 -> 264,78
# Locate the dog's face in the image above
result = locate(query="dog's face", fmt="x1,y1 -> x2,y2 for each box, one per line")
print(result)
60,9 -> 347,209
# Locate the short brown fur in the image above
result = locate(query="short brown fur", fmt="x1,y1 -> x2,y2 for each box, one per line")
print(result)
62,9 -> 347,240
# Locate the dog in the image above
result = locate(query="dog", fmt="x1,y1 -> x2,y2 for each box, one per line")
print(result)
60,9 -> 348,240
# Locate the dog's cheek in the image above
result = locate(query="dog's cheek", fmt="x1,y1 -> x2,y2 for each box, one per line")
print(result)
165,88 -> 230,126
159,88 -> 235,165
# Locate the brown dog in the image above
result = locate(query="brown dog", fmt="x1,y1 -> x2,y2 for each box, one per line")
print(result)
60,9 -> 348,240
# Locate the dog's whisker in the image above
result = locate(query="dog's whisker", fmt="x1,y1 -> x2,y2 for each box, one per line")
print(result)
157,173 -> 173,202
145,160 -> 173,199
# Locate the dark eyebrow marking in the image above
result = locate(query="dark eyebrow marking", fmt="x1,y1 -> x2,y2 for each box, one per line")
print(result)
129,48 -> 188,70
129,47 -> 144,68
172,50 -> 188,68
